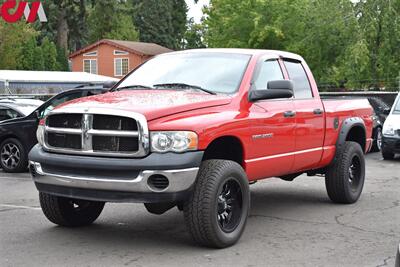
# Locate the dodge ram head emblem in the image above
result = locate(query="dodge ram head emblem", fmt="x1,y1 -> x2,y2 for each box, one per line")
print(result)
82,114 -> 91,141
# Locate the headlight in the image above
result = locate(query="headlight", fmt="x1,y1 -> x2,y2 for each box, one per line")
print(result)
151,131 -> 198,153
383,125 -> 395,136
36,124 -> 45,146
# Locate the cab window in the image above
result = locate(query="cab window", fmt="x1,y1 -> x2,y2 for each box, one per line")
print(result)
0,107 -> 21,121
254,60 -> 284,90
284,60 -> 313,99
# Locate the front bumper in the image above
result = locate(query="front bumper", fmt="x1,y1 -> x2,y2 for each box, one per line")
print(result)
29,145 -> 203,203
382,136 -> 400,154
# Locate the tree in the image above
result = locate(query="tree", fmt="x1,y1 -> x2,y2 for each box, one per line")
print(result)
132,0 -> 188,49
184,18 -> 206,49
0,22 -> 38,69
40,0 -> 88,53
87,0 -> 139,42
41,37 -> 59,70
356,0 -> 400,90
56,47 -> 70,71
204,0 -> 364,89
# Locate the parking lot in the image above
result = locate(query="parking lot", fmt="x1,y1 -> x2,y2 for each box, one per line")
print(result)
0,152 -> 399,267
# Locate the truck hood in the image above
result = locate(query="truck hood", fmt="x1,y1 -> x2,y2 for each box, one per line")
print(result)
55,90 -> 233,121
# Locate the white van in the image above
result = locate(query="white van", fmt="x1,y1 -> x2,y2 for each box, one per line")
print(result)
382,92 -> 400,159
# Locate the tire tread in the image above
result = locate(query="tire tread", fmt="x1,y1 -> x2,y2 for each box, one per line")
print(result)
184,160 -> 248,248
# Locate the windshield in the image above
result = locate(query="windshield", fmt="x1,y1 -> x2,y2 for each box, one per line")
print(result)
116,52 -> 251,94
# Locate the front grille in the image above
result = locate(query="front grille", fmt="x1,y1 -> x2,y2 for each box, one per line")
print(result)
44,111 -> 147,157
47,133 -> 81,150
48,114 -> 82,129
92,136 -> 138,152
93,115 -> 137,131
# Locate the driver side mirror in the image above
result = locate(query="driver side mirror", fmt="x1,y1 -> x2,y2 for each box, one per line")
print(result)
249,80 -> 294,102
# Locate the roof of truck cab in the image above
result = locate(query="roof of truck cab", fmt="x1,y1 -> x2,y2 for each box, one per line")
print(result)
165,48 -> 304,61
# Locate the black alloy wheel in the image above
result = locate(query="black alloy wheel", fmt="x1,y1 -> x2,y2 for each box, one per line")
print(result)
217,179 -> 243,233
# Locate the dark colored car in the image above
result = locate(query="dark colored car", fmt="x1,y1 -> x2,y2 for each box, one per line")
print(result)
0,85 -> 109,173
0,98 -> 43,122
367,97 -> 391,152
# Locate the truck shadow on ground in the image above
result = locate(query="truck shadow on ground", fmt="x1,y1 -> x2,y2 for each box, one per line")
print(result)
33,184 -> 335,249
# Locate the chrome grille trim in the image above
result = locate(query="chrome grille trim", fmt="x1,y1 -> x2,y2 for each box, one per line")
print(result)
45,127 -> 82,134
43,107 -> 149,158
87,129 -> 139,137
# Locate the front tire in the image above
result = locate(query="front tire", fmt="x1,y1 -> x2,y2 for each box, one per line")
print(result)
325,141 -> 365,204
39,193 -> 105,227
183,160 -> 250,248
0,138 -> 28,173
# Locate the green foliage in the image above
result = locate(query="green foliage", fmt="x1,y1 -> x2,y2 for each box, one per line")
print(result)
0,21 -> 68,71
87,0 -> 139,43
41,38 -> 59,71
356,0 -> 400,90
56,47 -> 70,71
132,0 -> 188,49
3,0 -> 400,92
0,22 -> 37,69
204,0 -> 400,91
184,18 -> 206,49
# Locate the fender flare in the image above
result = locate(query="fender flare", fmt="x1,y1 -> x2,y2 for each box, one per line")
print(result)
336,117 -> 366,151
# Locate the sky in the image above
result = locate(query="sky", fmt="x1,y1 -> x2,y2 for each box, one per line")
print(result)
186,0 -> 210,23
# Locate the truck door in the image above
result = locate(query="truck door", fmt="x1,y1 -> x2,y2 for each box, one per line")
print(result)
247,59 -> 296,179
283,59 -> 324,172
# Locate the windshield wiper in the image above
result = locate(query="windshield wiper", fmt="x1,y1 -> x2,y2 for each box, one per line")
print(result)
153,83 -> 217,95
113,85 -> 154,91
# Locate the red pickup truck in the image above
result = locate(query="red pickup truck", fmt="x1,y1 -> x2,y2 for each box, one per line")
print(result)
29,49 -> 373,248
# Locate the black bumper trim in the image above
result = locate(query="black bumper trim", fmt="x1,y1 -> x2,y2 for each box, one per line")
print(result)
29,145 -> 204,171
35,183 -> 192,203
382,136 -> 400,153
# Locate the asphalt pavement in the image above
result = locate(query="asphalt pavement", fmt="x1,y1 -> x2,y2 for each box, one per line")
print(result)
0,153 -> 399,267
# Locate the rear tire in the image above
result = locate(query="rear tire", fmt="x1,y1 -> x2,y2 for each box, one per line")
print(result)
325,141 -> 365,204
0,138 -> 28,173
39,193 -> 105,227
183,160 -> 250,248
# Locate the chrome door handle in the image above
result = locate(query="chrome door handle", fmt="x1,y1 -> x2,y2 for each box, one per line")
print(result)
283,111 -> 296,118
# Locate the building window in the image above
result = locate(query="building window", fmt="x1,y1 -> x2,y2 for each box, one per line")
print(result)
114,50 -> 129,55
115,58 -> 129,76
83,59 -> 97,74
83,51 -> 97,57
